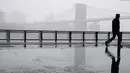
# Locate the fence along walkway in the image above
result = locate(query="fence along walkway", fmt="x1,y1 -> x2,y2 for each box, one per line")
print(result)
0,29 -> 130,48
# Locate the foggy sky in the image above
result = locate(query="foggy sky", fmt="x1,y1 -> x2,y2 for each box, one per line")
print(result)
1,0 -> 130,31
0,0 -> 130,22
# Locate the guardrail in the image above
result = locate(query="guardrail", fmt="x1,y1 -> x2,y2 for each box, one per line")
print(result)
0,29 -> 130,48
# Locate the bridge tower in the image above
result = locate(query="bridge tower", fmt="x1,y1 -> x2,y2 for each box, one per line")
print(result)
74,3 -> 87,31
74,3 -> 86,72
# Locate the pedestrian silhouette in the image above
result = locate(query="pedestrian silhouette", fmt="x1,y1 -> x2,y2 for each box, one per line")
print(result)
105,14 -> 122,48
105,47 -> 121,73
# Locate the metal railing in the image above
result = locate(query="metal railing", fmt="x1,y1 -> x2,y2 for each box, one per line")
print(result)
0,29 -> 130,48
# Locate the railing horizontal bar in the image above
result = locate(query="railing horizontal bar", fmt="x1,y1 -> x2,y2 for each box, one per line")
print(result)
1,29 -> 130,33
0,42 -> 94,45
10,39 -> 24,40
0,39 -> 6,40
0,30 -> 7,32
1,30 -> 130,34
0,39 -> 129,40
10,30 -> 24,33
1,42 -> 130,45
0,39 -> 130,41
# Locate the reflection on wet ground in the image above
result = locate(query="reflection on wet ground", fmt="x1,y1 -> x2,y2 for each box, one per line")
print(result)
0,46 -> 130,73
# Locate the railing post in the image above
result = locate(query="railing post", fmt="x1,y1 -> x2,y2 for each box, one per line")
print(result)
69,31 -> 72,47
55,31 -> 57,47
95,32 -> 98,46
24,31 -> 26,48
39,31 -> 43,47
108,32 -> 110,40
82,32 -> 85,47
6,30 -> 10,45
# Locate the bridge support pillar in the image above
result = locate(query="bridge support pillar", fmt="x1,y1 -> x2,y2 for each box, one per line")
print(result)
74,47 -> 86,73
74,3 -> 86,31
74,3 -> 86,72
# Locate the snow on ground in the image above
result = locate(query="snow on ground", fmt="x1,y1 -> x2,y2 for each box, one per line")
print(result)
0,46 -> 130,73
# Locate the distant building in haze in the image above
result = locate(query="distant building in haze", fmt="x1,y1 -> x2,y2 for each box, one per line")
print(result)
0,11 -> 4,23
5,11 -> 26,24
3,11 -> 26,29
44,13 -> 55,22
87,22 -> 100,31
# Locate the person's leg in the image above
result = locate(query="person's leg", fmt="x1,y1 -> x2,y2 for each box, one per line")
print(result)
120,32 -> 122,43
116,58 -> 121,73
117,32 -> 122,47
117,32 -> 122,58
117,47 -> 121,58
117,32 -> 121,42
105,32 -> 116,46
111,57 -> 115,73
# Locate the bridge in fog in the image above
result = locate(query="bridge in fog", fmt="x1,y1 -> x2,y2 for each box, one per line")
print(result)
1,3 -> 130,29
1,3 -> 130,48
1,4 -> 130,73
27,16 -> 130,24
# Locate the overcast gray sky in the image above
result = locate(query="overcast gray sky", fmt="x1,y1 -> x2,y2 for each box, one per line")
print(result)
1,0 -> 130,31
0,0 -> 130,22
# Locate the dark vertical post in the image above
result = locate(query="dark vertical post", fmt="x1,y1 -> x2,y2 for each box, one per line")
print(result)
69,31 -> 72,47
108,32 -> 110,40
95,32 -> 98,46
55,31 -> 57,47
39,31 -> 43,47
24,31 -> 26,48
82,32 -> 85,47
6,30 -> 10,45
